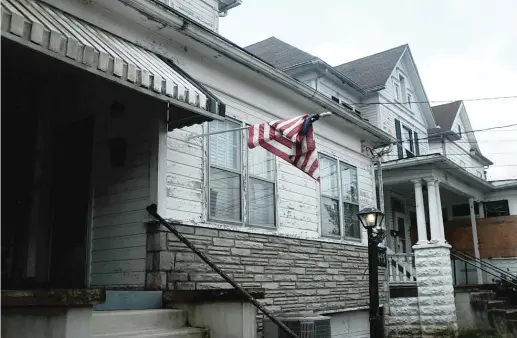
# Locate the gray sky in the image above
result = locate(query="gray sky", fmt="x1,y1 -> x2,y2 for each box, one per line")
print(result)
219,0 -> 517,181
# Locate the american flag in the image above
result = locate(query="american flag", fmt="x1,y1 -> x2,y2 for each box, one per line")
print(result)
248,114 -> 320,181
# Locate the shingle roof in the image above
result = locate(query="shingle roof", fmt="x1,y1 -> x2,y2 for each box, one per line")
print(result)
431,101 -> 462,131
333,45 -> 408,91
245,36 -> 318,69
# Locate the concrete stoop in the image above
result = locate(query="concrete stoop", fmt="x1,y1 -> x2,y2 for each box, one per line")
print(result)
92,309 -> 208,338
470,291 -> 517,337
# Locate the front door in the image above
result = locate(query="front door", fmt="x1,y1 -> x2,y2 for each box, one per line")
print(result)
394,212 -> 408,253
48,117 -> 94,288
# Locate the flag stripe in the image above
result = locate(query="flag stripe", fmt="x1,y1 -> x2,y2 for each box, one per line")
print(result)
247,114 -> 320,181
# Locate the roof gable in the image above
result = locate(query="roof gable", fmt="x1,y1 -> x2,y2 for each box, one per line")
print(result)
432,101 -> 462,130
245,37 -> 317,69
334,45 -> 407,91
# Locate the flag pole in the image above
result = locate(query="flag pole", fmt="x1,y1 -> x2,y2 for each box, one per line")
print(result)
186,112 -> 332,140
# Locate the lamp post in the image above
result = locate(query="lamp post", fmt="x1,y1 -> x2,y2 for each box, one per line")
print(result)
357,207 -> 386,338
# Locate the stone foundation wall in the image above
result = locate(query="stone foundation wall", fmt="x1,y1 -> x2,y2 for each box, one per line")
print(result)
146,223 -> 386,316
385,297 -> 422,338
414,244 -> 458,337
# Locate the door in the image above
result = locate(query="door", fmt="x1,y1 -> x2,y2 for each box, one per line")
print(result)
394,212 -> 408,253
48,117 -> 94,288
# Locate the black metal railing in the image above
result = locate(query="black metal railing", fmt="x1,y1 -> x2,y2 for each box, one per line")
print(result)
450,247 -> 517,288
146,204 -> 300,338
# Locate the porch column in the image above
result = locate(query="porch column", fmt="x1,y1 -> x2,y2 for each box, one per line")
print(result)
435,180 -> 446,244
469,198 -> 484,284
478,201 -> 485,218
425,178 -> 441,243
412,179 -> 428,245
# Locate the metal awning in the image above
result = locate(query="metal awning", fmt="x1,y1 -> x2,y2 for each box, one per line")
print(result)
1,0 -> 225,129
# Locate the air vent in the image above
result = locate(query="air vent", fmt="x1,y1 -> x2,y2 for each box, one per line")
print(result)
263,313 -> 331,338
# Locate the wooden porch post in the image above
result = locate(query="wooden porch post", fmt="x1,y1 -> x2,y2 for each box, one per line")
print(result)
425,179 -> 441,243
469,197 -> 484,284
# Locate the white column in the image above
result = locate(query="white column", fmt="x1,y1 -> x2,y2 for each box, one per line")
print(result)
425,179 -> 441,243
469,198 -> 484,284
435,180 -> 446,244
412,180 -> 428,245
479,201 -> 485,218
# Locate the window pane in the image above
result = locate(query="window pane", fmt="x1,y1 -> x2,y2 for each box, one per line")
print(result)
209,167 -> 241,221
249,178 -> 275,226
320,156 -> 338,197
209,120 -> 241,170
321,197 -> 340,236
340,164 -> 358,204
248,144 -> 275,180
343,203 -> 360,239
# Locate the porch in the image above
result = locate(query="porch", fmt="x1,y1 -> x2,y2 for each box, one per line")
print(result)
1,1 -> 224,336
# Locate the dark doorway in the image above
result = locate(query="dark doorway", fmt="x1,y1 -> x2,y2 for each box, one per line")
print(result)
48,117 -> 94,288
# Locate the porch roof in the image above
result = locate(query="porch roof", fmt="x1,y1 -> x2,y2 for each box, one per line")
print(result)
381,154 -> 494,191
1,0 -> 225,130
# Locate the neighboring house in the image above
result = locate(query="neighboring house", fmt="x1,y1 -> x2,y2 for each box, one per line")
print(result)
2,1 -> 396,338
245,36 -> 517,336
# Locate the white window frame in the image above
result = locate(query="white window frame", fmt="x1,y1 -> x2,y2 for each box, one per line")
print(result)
393,80 -> 401,101
207,119 -> 277,228
319,154 -> 361,241
401,125 -> 415,157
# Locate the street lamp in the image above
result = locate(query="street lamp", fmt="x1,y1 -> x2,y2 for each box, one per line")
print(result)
357,207 -> 386,338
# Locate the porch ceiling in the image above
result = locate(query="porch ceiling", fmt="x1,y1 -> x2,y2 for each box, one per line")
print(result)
1,0 -> 225,130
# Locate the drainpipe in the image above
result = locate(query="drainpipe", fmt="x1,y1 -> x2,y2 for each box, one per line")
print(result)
374,143 -> 393,246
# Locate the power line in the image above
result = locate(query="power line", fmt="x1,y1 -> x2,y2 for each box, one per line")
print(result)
353,95 -> 517,106
393,123 -> 517,144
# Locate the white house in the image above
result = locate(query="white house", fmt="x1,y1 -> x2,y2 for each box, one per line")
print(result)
245,36 -> 517,336
1,1 -> 396,338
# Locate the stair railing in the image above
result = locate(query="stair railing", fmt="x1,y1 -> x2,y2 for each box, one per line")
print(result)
450,247 -> 517,288
146,204 -> 300,338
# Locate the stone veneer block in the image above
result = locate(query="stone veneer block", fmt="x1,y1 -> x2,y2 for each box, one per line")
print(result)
413,244 -> 458,337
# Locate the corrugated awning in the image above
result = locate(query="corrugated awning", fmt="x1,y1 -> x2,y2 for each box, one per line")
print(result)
1,0 -> 225,129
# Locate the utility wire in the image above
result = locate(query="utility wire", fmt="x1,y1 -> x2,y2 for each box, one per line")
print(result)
352,95 -> 517,106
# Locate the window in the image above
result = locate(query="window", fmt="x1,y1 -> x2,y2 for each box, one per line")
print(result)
394,82 -> 401,101
319,155 -> 360,240
208,120 -> 276,226
452,203 -> 479,217
331,96 -> 340,103
407,93 -> 412,108
399,75 -> 407,100
395,119 -> 420,159
458,125 -> 462,137
484,200 -> 510,217
402,126 -> 414,156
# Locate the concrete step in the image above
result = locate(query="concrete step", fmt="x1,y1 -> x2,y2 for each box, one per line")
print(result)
93,328 -> 207,338
92,309 -> 188,336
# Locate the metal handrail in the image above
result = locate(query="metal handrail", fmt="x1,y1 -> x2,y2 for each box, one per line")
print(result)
450,247 -> 516,280
146,204 -> 300,338
450,251 -> 517,288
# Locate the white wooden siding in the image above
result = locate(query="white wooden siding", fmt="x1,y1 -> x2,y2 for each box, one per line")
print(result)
91,106 -> 152,288
357,96 -> 379,126
444,140 -> 485,178
169,0 -> 219,31
165,87 -> 375,246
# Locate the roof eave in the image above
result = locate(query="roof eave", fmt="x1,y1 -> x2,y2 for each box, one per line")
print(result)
111,1 -> 394,144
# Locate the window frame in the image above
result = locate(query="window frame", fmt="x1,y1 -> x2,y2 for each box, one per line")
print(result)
319,154 -> 361,241
207,119 -> 277,228
393,80 -> 401,101
402,125 -> 415,156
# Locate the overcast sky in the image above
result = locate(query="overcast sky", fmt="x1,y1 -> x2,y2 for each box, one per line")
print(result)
219,0 -> 517,181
